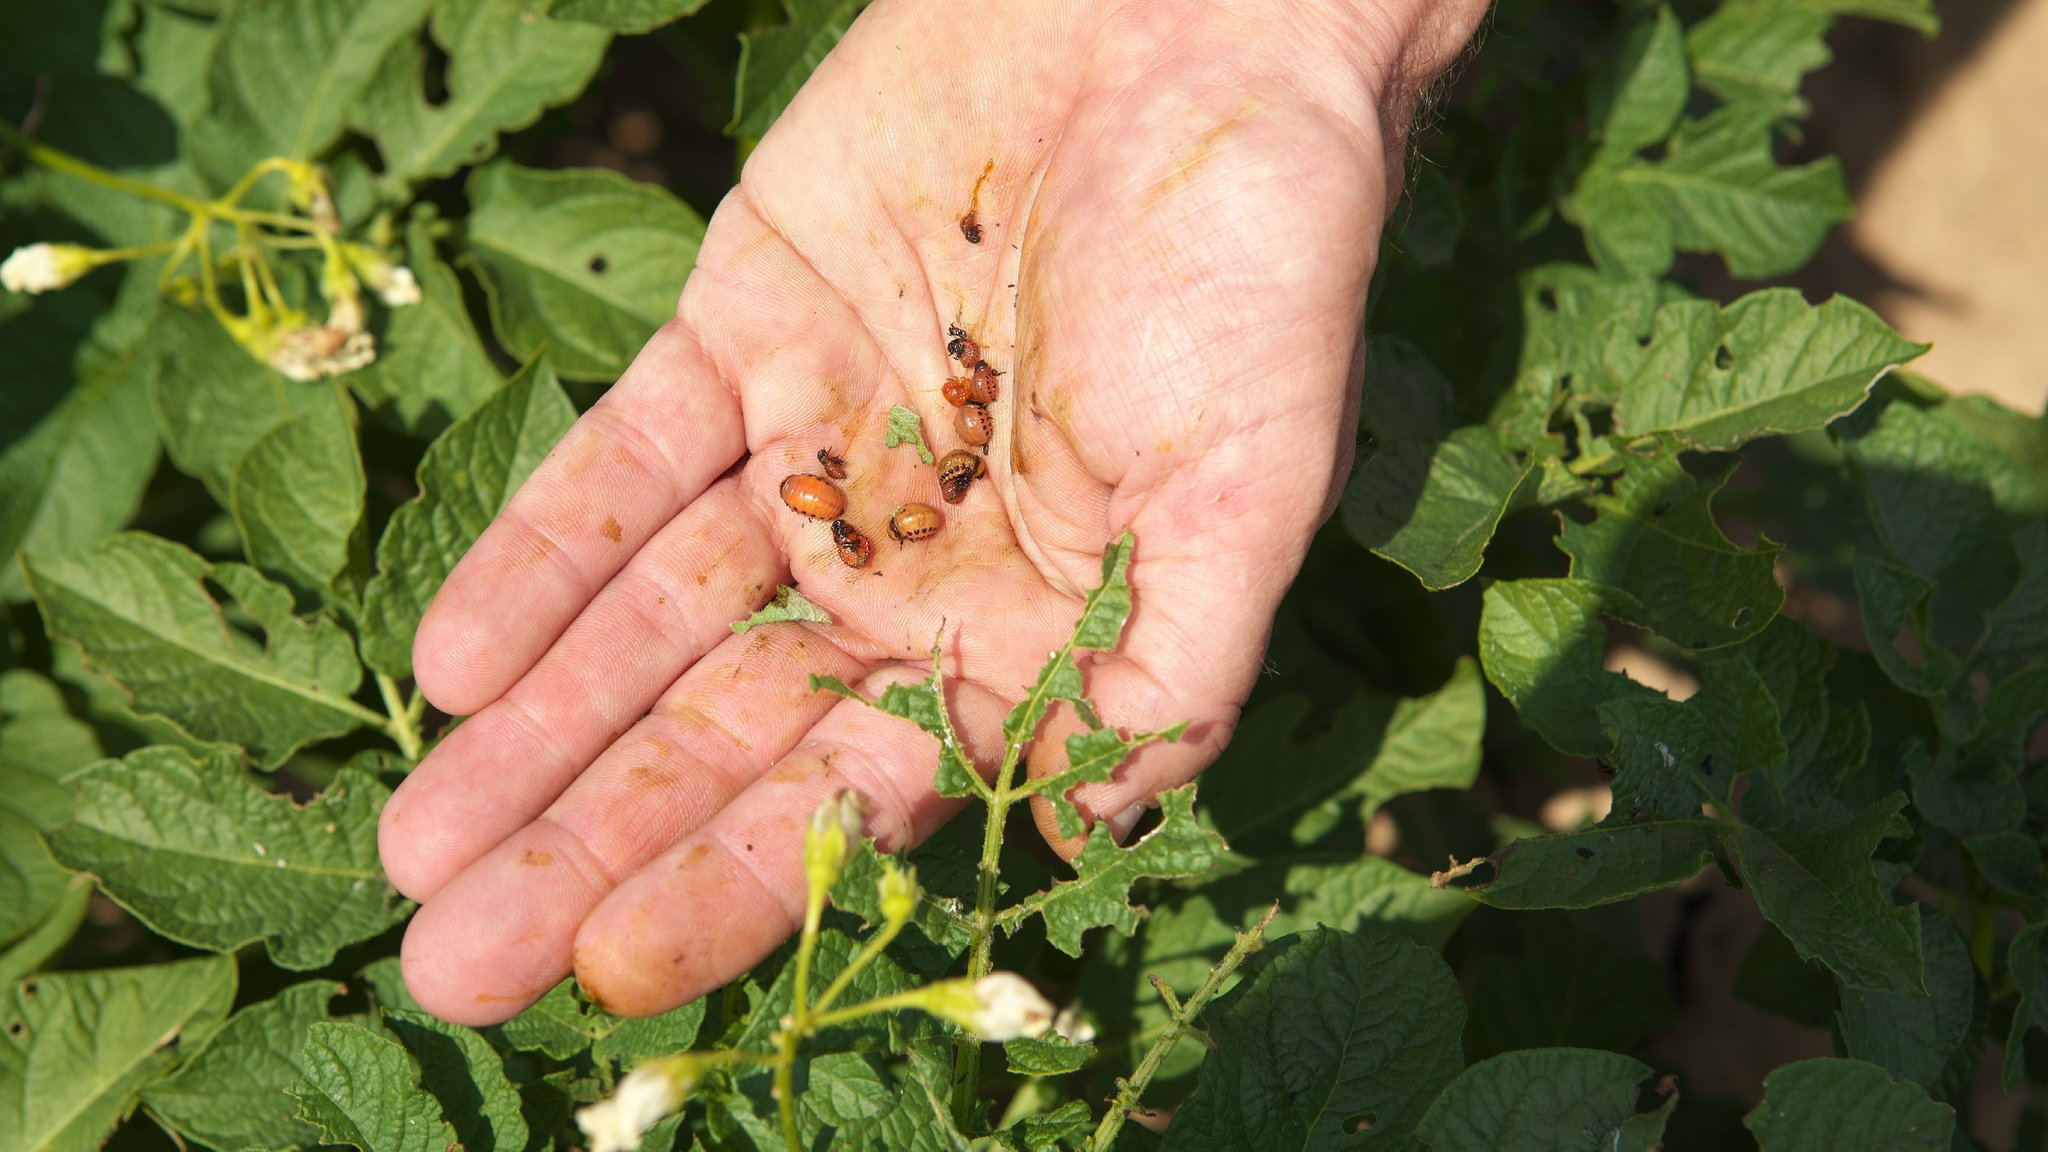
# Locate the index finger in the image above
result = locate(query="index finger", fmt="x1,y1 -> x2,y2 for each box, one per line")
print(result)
412,320 -> 745,716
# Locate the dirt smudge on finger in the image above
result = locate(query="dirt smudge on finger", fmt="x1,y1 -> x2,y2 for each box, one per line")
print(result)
599,515 -> 623,542
519,850 -> 554,866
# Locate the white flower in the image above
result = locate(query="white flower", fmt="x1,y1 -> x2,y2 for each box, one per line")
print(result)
375,265 -> 421,306
917,973 -> 1056,1041
969,973 -> 1056,1041
1051,1002 -> 1096,1044
575,1056 -> 704,1152
1,243 -> 96,294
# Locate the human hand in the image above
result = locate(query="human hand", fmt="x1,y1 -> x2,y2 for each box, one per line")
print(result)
378,0 -> 1488,1024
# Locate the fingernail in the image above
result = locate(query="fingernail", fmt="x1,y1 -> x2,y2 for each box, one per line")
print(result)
1107,804 -> 1147,843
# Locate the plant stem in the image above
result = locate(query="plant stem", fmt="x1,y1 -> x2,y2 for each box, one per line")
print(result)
1087,903 -> 1277,1152
810,916 -> 905,1016
774,1025 -> 801,1152
0,120 -> 211,215
952,735 -> 1022,1123
376,674 -> 422,761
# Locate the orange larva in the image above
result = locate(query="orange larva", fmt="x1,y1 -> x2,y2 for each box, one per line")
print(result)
937,450 -> 985,504
968,361 -> 1000,404
816,448 -> 848,480
956,402 -> 993,448
831,518 -> 873,568
888,502 -> 942,543
942,376 -> 973,407
780,474 -> 845,521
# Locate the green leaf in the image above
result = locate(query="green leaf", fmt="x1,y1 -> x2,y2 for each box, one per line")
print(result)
1497,264 -> 1682,448
0,285 -> 161,602
462,160 -> 703,380
1818,0 -> 1938,35
836,838 -> 976,955
346,217 -> 505,438
1001,1100 -> 1091,1152
1005,785 -> 1224,957
142,980 -> 344,1152
1340,426 -> 1538,590
1038,722 -> 1186,842
0,878 -> 91,990
493,979 -> 595,1060
25,535 -> 377,766
1845,400 -> 2004,579
290,1022 -> 461,1152
811,631 -> 976,798
48,746 -> 409,969
552,0 -> 711,32
1162,927 -> 1465,1152
735,918 -> 954,1052
1686,0 -> 1834,117
359,355 -> 576,678
1727,793 -> 1924,994
0,956 -> 236,1152
1852,551 -> 1958,698
1744,1058 -> 1953,1151
1417,1048 -> 1674,1152
1559,448 -> 1784,650
1477,578 -> 1657,756
0,669 -> 101,833
384,1011 -> 531,1152
733,585 -> 832,634
354,0 -> 611,189
727,0 -> 861,138
1607,291 -> 1927,451
2004,922 -> 2048,1089
230,397 -> 367,606
1468,821 -> 1719,910
995,532 -> 1135,758
1598,657 -> 1784,817
188,0 -> 430,186
1465,914 -> 1675,1060
885,404 -> 936,464
1569,106 -> 1853,279
0,810 -> 69,951
1982,520 -> 2048,669
1740,618 -> 1883,828
151,310 -> 351,503
1003,1035 -> 1091,1077
1590,5 -> 1687,155
1838,917 -> 1977,1099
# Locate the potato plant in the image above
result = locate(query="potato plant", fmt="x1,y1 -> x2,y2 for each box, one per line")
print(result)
2,0 -> 2044,1150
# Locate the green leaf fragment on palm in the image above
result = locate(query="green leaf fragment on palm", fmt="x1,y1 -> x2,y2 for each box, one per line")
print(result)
885,404 -> 936,464
737,584 -> 833,633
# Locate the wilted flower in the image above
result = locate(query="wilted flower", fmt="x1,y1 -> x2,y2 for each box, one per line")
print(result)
575,1054 -> 708,1152
804,789 -> 868,894
265,323 -> 376,381
1,243 -> 99,294
916,973 -> 1056,1041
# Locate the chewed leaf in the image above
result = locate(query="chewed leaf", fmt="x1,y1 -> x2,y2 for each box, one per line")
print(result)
1001,785 -> 1225,956
1036,723 -> 1188,841
811,632 -> 977,796
1001,532 -> 1137,754
885,404 -> 936,464
734,585 -> 832,634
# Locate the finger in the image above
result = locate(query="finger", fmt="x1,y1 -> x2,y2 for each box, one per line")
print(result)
395,623 -> 873,1025
381,478 -> 784,901
413,320 -> 746,716
569,669 -> 1014,1017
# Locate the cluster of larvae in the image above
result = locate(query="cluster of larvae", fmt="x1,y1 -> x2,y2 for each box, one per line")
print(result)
776,325 -> 1001,567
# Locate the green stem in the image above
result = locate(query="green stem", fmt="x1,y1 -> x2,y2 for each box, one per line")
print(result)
377,674 -> 422,761
774,1025 -> 801,1152
1087,904 -> 1277,1152
952,737 -> 1021,1123
810,916 -> 905,1017
0,120 -> 211,215
807,987 -> 948,1032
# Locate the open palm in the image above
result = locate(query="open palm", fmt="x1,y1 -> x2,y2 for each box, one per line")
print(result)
379,0 -> 1483,1023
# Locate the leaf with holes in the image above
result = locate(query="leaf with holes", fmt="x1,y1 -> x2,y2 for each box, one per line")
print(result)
463,160 -> 704,380
1001,786 -> 1224,957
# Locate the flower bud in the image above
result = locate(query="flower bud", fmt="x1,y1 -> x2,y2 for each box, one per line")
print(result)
878,861 -> 918,929
804,789 -> 868,896
914,973 -> 1056,1041
575,1054 -> 708,1152
343,242 -> 422,307
1,243 -> 99,294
